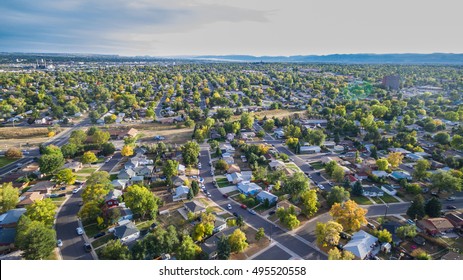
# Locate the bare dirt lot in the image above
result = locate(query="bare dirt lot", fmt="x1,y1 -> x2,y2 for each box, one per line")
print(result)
0,127 -> 65,149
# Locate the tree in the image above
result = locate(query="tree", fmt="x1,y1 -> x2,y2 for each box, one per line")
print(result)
100,240 -> 131,260
300,189 -> 319,217
451,135 -> 463,150
16,217 -> 56,260
375,229 -> 392,243
376,158 -> 389,171
177,235 -> 200,260
315,221 -> 343,247
38,154 -> 64,174
425,197 -> 442,218
86,171 -> 111,188
121,145 -> 134,157
61,143 -> 78,158
5,147 -> 23,158
124,185 -> 159,219
276,206 -> 300,229
332,165 -> 345,183
81,151 -> 97,164
101,142 -> 116,156
406,195 -> 425,220
327,186 -> 350,207
433,132 -> 450,145
329,200 -> 367,232
191,180 -> 199,196
69,129 -> 87,146
325,161 -> 338,176
430,171 -> 462,193
215,159 -> 229,171
54,168 -> 76,185
396,225 -> 417,239
93,130 -> 110,145
182,141 -> 200,166
217,235 -> 231,260
82,183 -> 110,203
0,182 -> 19,213
412,249 -> 432,260
387,152 -> 404,169
307,129 -> 326,146
240,112 -> 254,129
25,199 -> 57,227
351,181 -> 364,196
263,119 -> 275,132
229,229 -> 248,253
163,160 -> 179,181
78,201 -> 102,223
255,227 -> 265,241
282,172 -> 309,197
328,248 -> 355,260
413,159 -> 430,181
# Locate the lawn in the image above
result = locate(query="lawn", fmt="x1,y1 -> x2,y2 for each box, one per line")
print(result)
216,177 -> 230,188
83,223 -> 101,237
76,167 -> 98,174
285,163 -> 301,172
381,193 -> 399,203
135,219 -> 156,231
0,157 -> 16,168
352,196 -> 373,205
50,196 -> 67,207
76,175 -> 88,181
310,161 -> 324,170
438,236 -> 463,253
91,234 -> 114,249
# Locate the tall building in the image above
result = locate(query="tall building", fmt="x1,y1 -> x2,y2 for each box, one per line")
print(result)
382,75 -> 400,90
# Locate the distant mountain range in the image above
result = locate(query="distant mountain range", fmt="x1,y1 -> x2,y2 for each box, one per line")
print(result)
193,53 -> 463,64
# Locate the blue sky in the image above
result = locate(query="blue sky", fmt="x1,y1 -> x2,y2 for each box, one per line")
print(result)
1,0 -> 462,56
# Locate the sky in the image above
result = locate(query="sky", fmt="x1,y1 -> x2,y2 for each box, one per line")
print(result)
1,0 -> 462,56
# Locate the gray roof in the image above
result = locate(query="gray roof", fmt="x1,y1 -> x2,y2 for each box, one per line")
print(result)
105,189 -> 122,202
343,230 -> 378,259
256,191 -> 278,201
200,227 -> 237,255
0,228 -> 17,245
184,201 -> 205,213
0,209 -> 26,225
114,222 -> 139,239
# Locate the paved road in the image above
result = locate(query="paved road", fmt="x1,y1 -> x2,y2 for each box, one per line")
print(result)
155,92 -> 167,120
99,152 -> 122,172
199,146 -> 327,260
252,244 -> 293,260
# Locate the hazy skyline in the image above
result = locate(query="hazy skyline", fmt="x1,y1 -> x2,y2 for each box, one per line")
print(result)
1,0 -> 462,56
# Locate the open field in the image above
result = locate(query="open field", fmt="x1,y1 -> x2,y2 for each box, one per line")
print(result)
137,127 -> 194,145
0,127 -> 64,139
230,109 -> 306,122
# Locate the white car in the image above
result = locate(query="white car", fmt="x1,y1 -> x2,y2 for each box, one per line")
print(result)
76,227 -> 84,235
227,204 -> 232,210
57,239 -> 63,247
446,196 -> 456,201
318,184 -> 325,190
72,187 -> 82,194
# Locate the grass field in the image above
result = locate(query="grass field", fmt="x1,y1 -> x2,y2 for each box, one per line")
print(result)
310,161 -> 324,170
0,157 -> 16,168
352,196 -> 373,205
91,235 -> 114,249
0,127 -> 63,139
381,193 -> 399,203
83,223 -> 101,237
216,177 -> 230,188
76,167 -> 98,174
285,163 -> 301,172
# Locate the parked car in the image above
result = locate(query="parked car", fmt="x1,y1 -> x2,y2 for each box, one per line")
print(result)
233,212 -> 238,217
227,204 -> 232,210
207,193 -> 212,198
318,184 -> 325,190
446,196 -> 456,201
93,232 -> 105,239
269,210 -> 276,215
76,227 -> 84,235
222,194 -> 228,198
431,192 -> 439,198
240,204 -> 247,209
406,219 -> 416,226
57,239 -> 63,247
84,243 -> 92,252
248,209 -> 257,215
446,205 -> 457,210
72,186 -> 82,194
367,222 -> 376,230
60,186 -> 66,191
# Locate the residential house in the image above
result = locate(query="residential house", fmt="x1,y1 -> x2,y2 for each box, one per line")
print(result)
213,216 -> 227,233
130,176 -> 144,184
227,164 -> 241,174
222,155 -> 235,165
0,209 -> 26,228
237,182 -> 262,196
269,160 -> 286,170
104,189 -> 122,208
323,141 -> 336,149
300,146 -> 321,154
226,133 -> 235,142
111,179 -> 129,190
118,168 -> 136,180
241,171 -> 253,182
226,172 -> 243,184
220,143 -> 235,154
28,181 -> 55,194
355,172 -> 369,181
417,218 -> 455,236
362,186 -> 384,197
274,129 -> 285,139
134,165 -> 154,178
200,227 -> 237,259
276,200 -> 301,215
381,221 -> 402,246
389,171 -> 412,181
381,185 -> 397,196
126,128 -> 138,138
256,191 -> 278,205
345,174 -> 359,184
445,213 -> 463,230
343,230 -> 378,259
117,203 -> 134,222
441,251 -> 463,260
16,192 -> 43,208
184,201 -> 206,215
63,161 -> 83,172
113,222 -> 140,243
173,185 -> 190,202
172,175 -> 189,187
372,171 -> 388,178
406,153 -> 423,161
178,164 -> 186,175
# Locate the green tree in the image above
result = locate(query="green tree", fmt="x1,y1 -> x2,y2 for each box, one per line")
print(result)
82,151 -> 98,164
282,172 -> 309,197
229,229 -> 248,253
325,161 -> 338,176
54,168 -> 76,185
406,194 -> 425,220
25,199 -> 57,227
425,197 -> 442,218
82,183 -> 110,204
376,158 -> 389,171
240,112 -> 254,129
215,159 -> 229,171
263,119 -> 275,132
327,186 -> 350,207
100,240 -> 131,260
351,181 -> 364,196
412,249 -> 432,260
451,135 -> 463,150
15,217 -> 56,260
413,159 -> 430,181
387,152 -> 404,169
177,235 -> 200,260
396,225 -> 417,239
255,227 -> 265,241
375,229 -> 392,243
61,143 -> 78,158
217,235 -> 231,260
124,185 -> 159,219
38,153 -> 65,174
101,142 -> 116,156
69,129 -> 87,146
78,201 -> 102,223
163,160 -> 179,183
0,182 -> 19,212
433,132 -> 450,145
182,141 -> 200,166
86,171 -> 111,188
315,221 -> 343,247
332,165 -> 345,183
430,171 -> 462,193
300,189 -> 319,217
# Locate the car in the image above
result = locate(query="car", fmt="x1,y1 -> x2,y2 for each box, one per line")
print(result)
72,187 -> 81,194
446,196 -> 456,201
57,193 -> 66,197
308,174 -> 312,179
340,232 -> 352,240
227,204 -> 232,210
318,184 -> 325,190
84,243 -> 92,252
207,193 -> 212,198
223,194 -> 228,198
367,222 -> 376,230
149,223 -> 157,230
199,177 -> 204,183
16,163 -> 22,167
76,227 -> 84,235
328,182 -> 334,186
49,193 -> 59,198
290,158 -> 294,162
446,205 -> 457,210
248,209 -> 257,215
57,239 -> 63,247
60,186 -> 66,191
406,219 -> 415,226
233,212 -> 238,217
240,204 -> 247,209
93,232 -> 105,239
269,210 -> 276,215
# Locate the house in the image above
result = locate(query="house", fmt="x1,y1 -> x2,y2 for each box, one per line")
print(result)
0,228 -> 17,252
28,181 -> 55,194
118,168 -> 136,180
200,227 -> 237,259
256,191 -> 278,205
241,171 -> 253,182
445,212 -> 463,229
362,186 -> 384,197
417,218 -> 454,236
124,160 -> 139,170
300,146 -> 321,154
381,185 -> 397,196
134,165 -> 154,177
343,230 -> 378,259
441,251 -> 463,260
274,129 -> 285,139
276,200 -> 301,215
213,216 -> 227,233
406,153 -> 423,161
227,164 -> 241,174
111,179 -> 129,190
130,176 -> 144,184
104,189 -> 122,208
16,192 -> 43,208
388,148 -> 411,155
178,164 -> 186,175
381,221 -> 402,246
113,222 -> 140,243
355,172 -> 369,181
0,209 -> 26,228
226,172 -> 243,184
324,141 -> 336,149
372,171 -> 388,178
222,155 -> 234,165
63,161 -> 83,172
172,175 -> 189,187
269,160 -> 286,170
184,201 -> 206,215
220,143 -> 235,154
126,128 -> 138,138
117,203 -> 134,222
226,133 -> 235,142
389,171 -> 412,181
345,174 -> 359,184
173,185 -> 190,202
237,182 -> 262,196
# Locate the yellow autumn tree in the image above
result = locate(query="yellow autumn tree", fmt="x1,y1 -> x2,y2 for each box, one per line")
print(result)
329,200 -> 367,232
121,145 -> 134,157
387,152 -> 404,169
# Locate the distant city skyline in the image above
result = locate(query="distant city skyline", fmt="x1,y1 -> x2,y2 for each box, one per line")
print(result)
1,0 -> 462,56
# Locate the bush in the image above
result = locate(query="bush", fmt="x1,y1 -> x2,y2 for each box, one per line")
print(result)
5,147 -> 22,158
